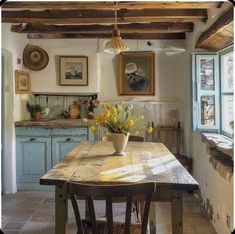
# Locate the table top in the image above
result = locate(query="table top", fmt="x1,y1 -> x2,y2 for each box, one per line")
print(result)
40,141 -> 198,190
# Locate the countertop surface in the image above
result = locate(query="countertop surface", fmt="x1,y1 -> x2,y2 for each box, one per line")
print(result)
15,119 -> 90,127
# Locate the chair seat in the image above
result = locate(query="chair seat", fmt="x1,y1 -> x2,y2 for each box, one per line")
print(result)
83,219 -> 141,234
175,154 -> 192,173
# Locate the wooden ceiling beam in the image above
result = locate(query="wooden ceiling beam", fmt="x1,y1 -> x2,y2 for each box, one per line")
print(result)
196,6 -> 233,51
2,1 -> 222,10
27,32 -> 186,40
2,9 -> 207,24
11,22 -> 194,34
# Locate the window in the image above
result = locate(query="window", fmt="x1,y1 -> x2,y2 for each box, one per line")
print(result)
192,54 -> 219,131
192,46 -> 234,136
221,49 -> 234,136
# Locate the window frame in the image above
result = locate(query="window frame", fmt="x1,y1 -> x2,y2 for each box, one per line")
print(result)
192,53 -> 220,131
219,46 -> 234,137
192,46 -> 234,138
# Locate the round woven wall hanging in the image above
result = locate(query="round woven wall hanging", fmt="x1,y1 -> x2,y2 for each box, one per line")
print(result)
23,44 -> 49,71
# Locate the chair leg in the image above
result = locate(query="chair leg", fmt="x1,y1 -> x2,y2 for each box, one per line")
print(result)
148,202 -> 157,234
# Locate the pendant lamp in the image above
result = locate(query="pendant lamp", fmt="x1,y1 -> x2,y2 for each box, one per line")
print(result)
104,2 -> 129,54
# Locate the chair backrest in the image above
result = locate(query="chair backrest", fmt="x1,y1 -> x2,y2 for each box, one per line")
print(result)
151,122 -> 181,155
67,182 -> 155,234
129,135 -> 144,142
102,135 -> 144,142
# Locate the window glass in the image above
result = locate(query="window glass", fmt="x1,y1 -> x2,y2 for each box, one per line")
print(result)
221,52 -> 233,93
200,59 -> 214,90
200,95 -> 215,126
221,50 -> 234,136
222,95 -> 234,135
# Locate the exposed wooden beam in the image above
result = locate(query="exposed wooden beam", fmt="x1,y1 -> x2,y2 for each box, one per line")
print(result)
2,9 -> 208,24
11,22 -> 194,34
196,6 -> 233,51
27,32 -> 186,40
2,1 -> 222,10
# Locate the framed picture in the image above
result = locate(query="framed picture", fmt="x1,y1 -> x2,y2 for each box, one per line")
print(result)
15,70 -> 31,94
118,51 -> 155,95
59,56 -> 88,86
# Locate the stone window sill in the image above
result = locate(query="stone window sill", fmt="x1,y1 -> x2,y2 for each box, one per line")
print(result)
201,133 -> 233,181
202,133 -> 233,159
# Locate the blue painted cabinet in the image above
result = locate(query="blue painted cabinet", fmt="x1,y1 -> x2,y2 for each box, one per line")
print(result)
16,128 -> 52,190
16,126 -> 89,190
52,128 -> 88,166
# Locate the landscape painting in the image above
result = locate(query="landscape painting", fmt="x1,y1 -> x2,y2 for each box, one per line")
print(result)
60,56 -> 88,86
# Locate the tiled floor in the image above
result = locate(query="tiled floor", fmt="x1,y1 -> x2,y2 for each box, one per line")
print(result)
2,191 -> 216,234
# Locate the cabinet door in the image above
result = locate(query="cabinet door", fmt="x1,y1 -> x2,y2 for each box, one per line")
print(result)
16,137 -> 51,186
52,136 -> 84,166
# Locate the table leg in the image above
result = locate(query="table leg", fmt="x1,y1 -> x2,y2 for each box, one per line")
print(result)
55,184 -> 68,234
171,190 -> 183,234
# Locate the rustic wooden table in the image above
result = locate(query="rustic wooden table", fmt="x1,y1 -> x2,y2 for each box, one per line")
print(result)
40,141 -> 198,234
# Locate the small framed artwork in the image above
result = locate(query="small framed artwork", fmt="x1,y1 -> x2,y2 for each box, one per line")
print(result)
59,56 -> 88,86
15,70 -> 31,94
118,51 -> 155,95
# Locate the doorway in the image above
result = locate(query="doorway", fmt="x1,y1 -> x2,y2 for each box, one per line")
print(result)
1,49 -> 15,194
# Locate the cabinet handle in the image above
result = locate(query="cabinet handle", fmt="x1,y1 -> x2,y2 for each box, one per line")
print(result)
29,138 -> 36,141
66,138 -> 72,141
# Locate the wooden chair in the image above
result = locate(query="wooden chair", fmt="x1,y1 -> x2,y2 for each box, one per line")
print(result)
151,122 -> 192,173
66,182 -> 155,234
102,135 -> 144,142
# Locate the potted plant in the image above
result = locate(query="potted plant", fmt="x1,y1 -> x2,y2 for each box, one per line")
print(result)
26,102 -> 44,121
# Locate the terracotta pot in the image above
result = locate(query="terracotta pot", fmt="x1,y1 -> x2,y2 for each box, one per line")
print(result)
35,112 -> 41,121
111,133 -> 130,156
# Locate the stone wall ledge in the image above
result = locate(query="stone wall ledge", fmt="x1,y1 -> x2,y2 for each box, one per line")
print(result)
202,133 -> 233,181
202,133 -> 233,160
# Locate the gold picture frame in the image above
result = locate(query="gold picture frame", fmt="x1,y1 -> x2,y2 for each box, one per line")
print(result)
118,51 -> 155,95
15,70 -> 31,94
59,56 -> 88,86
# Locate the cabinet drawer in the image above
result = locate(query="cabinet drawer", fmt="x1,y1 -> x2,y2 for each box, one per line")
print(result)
51,127 -> 88,137
52,136 -> 85,165
16,127 -> 51,137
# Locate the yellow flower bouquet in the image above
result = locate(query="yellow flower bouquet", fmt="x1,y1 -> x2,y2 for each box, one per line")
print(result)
83,100 -> 153,135
83,100 -> 152,155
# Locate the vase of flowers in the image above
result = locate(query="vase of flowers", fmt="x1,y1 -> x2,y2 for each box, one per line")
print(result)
83,100 -> 153,156
111,132 -> 130,156
82,97 -> 100,119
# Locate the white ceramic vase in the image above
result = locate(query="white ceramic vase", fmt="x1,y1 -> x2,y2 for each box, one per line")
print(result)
111,133 -> 130,156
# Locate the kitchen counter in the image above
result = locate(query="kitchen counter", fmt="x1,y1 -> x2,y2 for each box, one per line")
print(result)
15,119 -> 90,127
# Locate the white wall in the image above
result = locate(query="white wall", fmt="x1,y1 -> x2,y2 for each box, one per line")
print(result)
29,38 -> 191,155
192,133 -> 233,234
2,23 -> 28,193
28,39 -> 100,94
187,3 -> 234,234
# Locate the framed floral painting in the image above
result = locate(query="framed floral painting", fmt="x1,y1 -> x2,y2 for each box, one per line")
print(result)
59,56 -> 88,86
118,52 -> 155,95
15,70 -> 31,94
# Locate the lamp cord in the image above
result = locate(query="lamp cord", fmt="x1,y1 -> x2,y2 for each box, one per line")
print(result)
114,1 -> 117,29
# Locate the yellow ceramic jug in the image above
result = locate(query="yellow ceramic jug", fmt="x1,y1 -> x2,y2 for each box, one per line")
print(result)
69,101 -> 80,119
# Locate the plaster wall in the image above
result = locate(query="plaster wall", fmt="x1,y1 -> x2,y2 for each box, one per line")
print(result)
29,38 -> 191,155
187,3 -> 234,234
2,23 -> 28,193
192,133 -> 233,234
28,39 -> 100,94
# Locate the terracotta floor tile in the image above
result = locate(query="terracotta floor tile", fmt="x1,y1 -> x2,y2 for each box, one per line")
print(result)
2,191 -> 216,234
